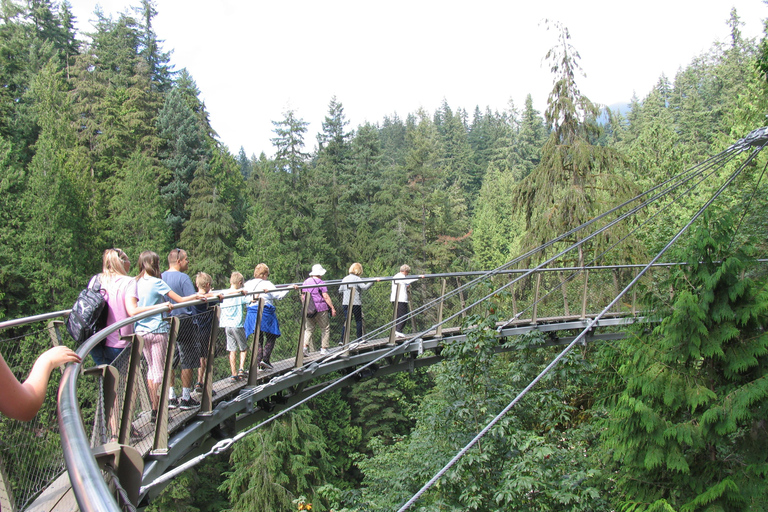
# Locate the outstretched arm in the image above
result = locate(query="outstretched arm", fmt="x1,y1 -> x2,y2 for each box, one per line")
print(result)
0,346 -> 81,421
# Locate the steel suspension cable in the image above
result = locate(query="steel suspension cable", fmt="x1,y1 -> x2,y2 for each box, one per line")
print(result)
397,143 -> 758,511
141,141 -> 755,497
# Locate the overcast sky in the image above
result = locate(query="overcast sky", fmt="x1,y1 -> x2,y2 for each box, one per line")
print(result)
66,0 -> 767,158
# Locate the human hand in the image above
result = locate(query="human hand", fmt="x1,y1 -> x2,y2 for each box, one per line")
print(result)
40,346 -> 81,369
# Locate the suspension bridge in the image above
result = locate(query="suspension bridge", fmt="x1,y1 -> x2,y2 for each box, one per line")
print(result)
0,126 -> 765,512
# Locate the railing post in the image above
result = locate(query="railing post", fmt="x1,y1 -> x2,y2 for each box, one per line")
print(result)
247,298 -> 264,385
295,292 -> 310,368
510,280 -> 518,322
532,272 -> 541,323
200,306 -> 220,415
47,319 -> 65,348
457,277 -> 466,319
581,270 -> 589,319
632,286 -> 637,316
92,443 -> 144,508
560,271 -> 570,317
152,316 -> 179,455
118,334 -> 144,445
436,279 -> 446,337
83,364 -> 119,445
389,284 -> 402,345
342,287 -> 355,347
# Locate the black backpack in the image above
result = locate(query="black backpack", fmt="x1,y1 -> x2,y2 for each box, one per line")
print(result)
66,275 -> 108,345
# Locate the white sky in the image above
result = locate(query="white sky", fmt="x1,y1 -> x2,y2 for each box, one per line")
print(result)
66,0 -> 767,158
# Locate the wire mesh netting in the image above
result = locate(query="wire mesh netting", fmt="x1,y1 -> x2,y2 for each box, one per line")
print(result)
0,321 -> 75,512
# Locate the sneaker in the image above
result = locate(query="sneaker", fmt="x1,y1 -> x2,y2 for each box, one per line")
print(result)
168,397 -> 180,409
395,331 -> 406,338
303,347 -> 309,356
194,382 -> 203,394
179,397 -> 200,410
259,361 -> 273,370
320,348 -> 328,355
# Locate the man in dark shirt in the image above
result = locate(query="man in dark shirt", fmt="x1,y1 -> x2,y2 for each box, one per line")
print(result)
162,249 -> 200,410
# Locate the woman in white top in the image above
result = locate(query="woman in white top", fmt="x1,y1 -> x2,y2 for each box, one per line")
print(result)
339,262 -> 377,344
390,264 -> 419,337
243,263 -> 291,370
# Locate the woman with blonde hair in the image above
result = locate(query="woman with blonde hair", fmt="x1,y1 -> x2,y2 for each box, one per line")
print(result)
244,263 -> 291,370
89,248 -> 140,366
339,262 -> 377,345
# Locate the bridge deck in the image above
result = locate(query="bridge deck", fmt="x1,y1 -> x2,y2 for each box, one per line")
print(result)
129,311 -> 633,457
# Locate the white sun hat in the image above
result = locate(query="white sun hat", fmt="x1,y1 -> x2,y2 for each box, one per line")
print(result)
309,264 -> 327,276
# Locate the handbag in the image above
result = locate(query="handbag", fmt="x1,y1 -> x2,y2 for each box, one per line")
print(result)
304,292 -> 318,318
66,275 -> 108,345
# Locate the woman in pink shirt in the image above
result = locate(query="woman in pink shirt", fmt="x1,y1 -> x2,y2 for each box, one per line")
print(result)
89,248 -> 143,366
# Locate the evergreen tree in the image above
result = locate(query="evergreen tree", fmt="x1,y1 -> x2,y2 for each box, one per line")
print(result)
511,94 -> 547,181
221,407 -> 333,511
180,146 -> 238,284
313,96 -> 353,273
158,86 -> 210,242
20,59 -> 93,311
603,213 -> 768,511
511,22 -> 637,265
108,149 -> 170,258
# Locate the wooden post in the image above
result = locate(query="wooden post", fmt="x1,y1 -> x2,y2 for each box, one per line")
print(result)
200,306 -> 220,415
581,270 -> 589,319
560,271 -> 570,317
118,334 -> 144,446
532,273 -> 541,323
342,287 -> 356,347
510,281 -> 518,322
247,298 -> 265,385
152,316 -> 178,455
295,292 -> 310,368
0,454 -> 15,512
389,283 -> 402,345
435,279 -> 446,337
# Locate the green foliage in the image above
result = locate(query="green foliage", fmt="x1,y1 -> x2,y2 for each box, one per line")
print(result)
603,213 -> 768,511
221,406 -> 333,511
352,302 -> 608,511
147,455 -> 229,512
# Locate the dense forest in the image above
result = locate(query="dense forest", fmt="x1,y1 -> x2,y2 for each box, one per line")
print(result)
2,0 -> 768,510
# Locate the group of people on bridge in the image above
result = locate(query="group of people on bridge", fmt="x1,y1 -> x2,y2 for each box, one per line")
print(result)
79,248 -> 420,422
